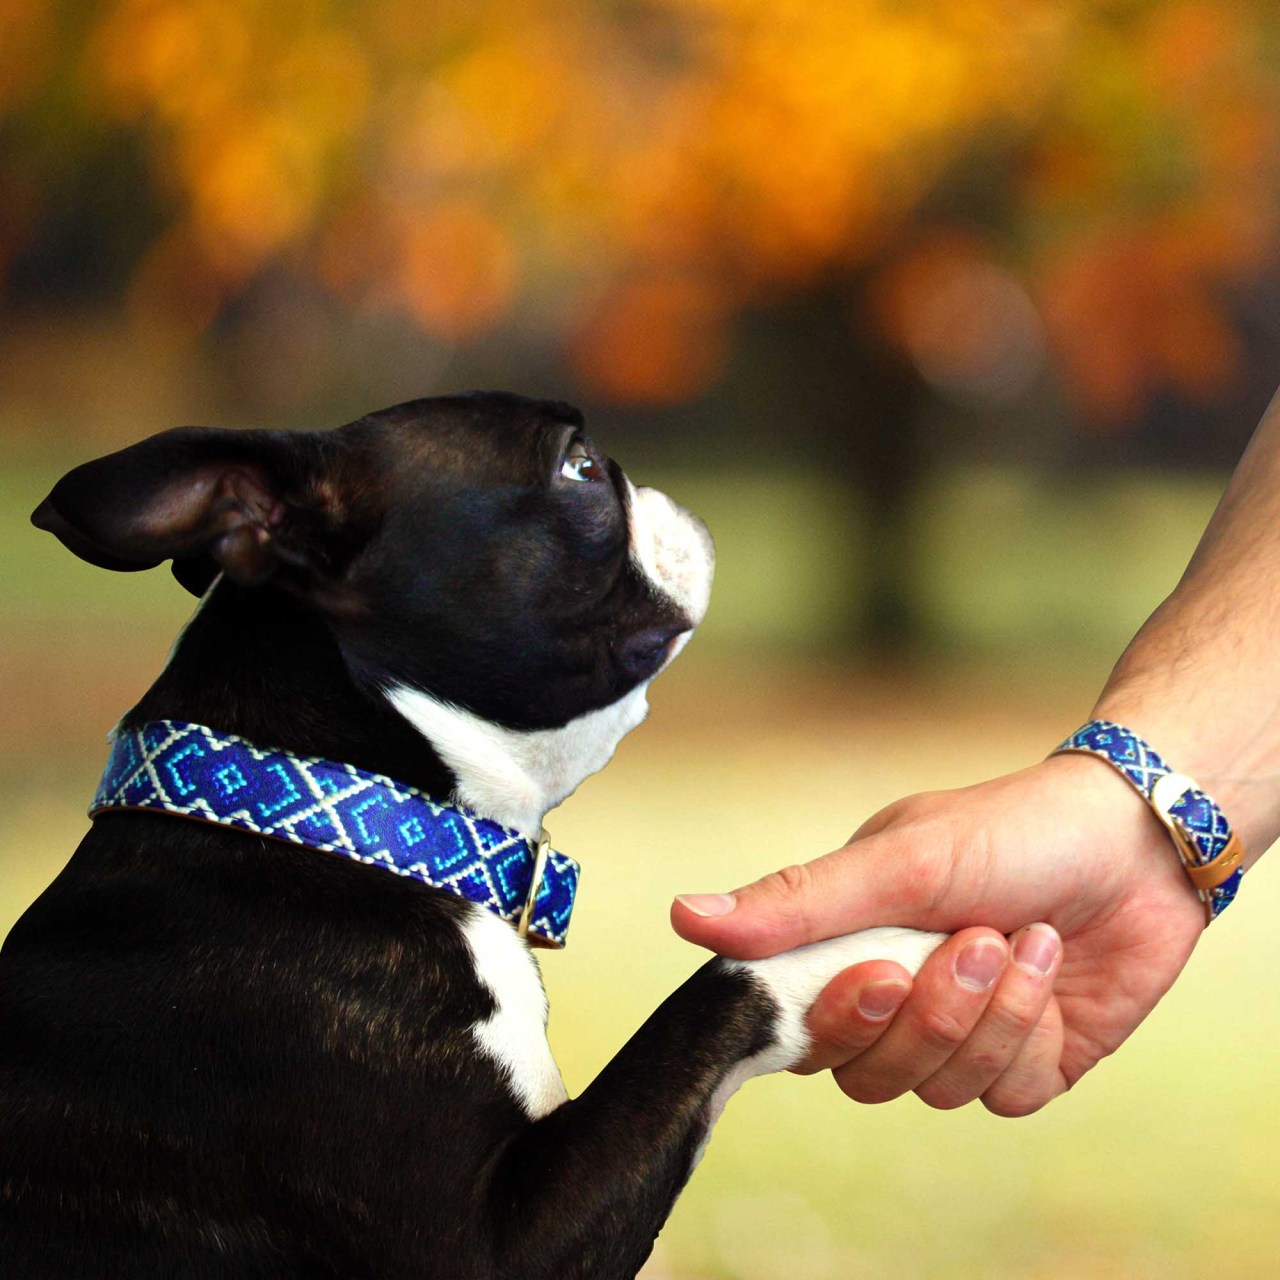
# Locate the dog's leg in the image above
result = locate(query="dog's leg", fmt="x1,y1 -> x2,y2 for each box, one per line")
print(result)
489,926 -> 944,1280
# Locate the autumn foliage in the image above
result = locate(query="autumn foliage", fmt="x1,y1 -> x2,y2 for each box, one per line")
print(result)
2,0 -> 1278,419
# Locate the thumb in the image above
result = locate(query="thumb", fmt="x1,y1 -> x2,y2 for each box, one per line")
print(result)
670,835 -> 951,960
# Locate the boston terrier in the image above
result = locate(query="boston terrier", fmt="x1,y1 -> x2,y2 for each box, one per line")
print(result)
2,392 -> 942,1279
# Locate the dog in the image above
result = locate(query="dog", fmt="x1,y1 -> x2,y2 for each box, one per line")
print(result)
1,392 -> 942,1279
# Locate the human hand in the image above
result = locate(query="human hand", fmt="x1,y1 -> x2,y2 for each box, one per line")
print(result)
671,752 -> 1206,1115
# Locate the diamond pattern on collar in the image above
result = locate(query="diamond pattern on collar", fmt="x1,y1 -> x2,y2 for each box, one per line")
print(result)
91,721 -> 579,947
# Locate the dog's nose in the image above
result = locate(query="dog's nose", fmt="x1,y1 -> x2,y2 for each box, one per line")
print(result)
616,624 -> 688,682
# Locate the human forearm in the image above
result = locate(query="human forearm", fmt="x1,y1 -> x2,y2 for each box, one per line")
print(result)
1095,387 -> 1280,862
671,389 -> 1280,1116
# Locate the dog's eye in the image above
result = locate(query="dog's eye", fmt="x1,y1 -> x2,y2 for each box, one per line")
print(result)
560,441 -> 602,483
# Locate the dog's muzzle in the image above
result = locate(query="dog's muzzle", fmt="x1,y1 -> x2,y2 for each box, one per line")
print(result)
627,483 -> 715,630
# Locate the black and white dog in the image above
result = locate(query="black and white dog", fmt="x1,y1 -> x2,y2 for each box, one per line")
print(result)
2,393 -> 940,1279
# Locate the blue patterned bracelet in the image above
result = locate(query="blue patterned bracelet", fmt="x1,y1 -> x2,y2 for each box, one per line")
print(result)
1052,720 -> 1244,923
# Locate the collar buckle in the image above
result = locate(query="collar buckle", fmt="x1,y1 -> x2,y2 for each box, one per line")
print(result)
92,722 -> 579,947
517,827 -> 552,942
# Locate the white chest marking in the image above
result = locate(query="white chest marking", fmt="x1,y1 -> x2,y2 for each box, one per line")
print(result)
461,906 -> 568,1120
386,683 -> 651,837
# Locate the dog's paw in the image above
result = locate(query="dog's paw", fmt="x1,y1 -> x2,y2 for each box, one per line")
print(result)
726,927 -> 947,1075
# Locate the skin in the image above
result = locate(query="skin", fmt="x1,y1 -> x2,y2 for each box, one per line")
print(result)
672,386 -> 1280,1116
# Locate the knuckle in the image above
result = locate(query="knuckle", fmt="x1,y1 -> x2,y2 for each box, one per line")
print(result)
986,996 -> 1040,1040
762,862 -> 812,904
982,1086 -> 1049,1119
737,864 -> 817,950
802,1028 -> 865,1070
821,1024 -> 877,1060
847,798 -> 912,841
914,1079 -> 973,1112
833,1068 -> 902,1106
964,1047 -> 1010,1078
846,790 -> 952,844
916,1008 -> 971,1053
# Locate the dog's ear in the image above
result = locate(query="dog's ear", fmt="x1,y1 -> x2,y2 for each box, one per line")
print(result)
31,427 -> 343,595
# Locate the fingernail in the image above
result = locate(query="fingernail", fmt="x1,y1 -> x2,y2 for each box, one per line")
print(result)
857,979 -> 910,1020
675,893 -> 737,918
955,940 -> 1006,992
1013,925 -> 1059,976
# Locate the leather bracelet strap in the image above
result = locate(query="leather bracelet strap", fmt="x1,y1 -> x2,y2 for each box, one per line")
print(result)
1052,720 -> 1243,924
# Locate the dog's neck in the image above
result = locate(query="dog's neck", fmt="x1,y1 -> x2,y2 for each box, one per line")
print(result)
384,682 -> 650,837
125,580 -> 644,838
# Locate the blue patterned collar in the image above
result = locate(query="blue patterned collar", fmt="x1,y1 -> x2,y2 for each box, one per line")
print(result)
90,720 -> 579,947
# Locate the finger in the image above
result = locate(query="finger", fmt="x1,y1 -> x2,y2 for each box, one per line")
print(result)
670,835 -> 950,961
790,960 -> 914,1075
913,923 -> 1062,1111
982,986 -> 1068,1118
831,927 -> 1009,1104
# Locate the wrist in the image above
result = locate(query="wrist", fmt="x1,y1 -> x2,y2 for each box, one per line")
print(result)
1035,751 -> 1200,914
1052,719 -> 1248,922
1092,687 -> 1278,871
1093,599 -> 1280,867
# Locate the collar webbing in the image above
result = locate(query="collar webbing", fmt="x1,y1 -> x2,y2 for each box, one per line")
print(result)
90,720 -> 579,947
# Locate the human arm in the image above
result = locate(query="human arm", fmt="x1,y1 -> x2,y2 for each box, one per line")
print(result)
671,387 -> 1280,1115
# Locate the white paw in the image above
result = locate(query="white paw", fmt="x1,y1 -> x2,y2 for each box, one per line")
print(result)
728,926 -> 946,1075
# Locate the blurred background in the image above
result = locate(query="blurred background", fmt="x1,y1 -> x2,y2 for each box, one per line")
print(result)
3,1 -> 1279,1275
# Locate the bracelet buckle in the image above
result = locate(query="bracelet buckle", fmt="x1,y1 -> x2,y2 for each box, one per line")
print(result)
1148,773 -> 1246,894
1052,720 -> 1244,924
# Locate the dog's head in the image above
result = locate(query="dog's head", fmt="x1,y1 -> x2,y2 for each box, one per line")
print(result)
34,393 -> 714,827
